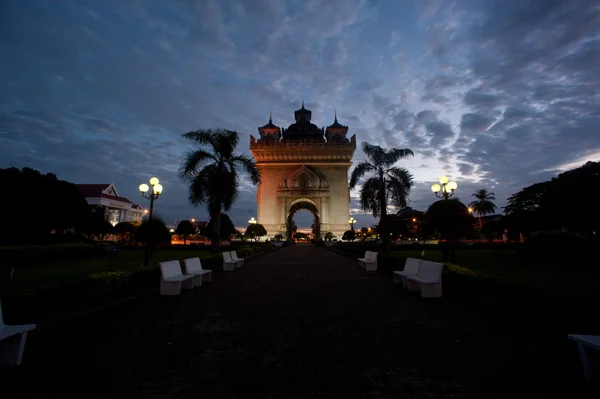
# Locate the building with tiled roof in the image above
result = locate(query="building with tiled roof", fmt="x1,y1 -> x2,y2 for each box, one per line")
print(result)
75,183 -> 146,226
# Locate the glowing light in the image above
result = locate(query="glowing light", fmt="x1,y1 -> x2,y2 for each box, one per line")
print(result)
139,183 -> 149,193
431,184 -> 441,193
439,176 -> 449,184
149,177 -> 159,186
447,181 -> 457,191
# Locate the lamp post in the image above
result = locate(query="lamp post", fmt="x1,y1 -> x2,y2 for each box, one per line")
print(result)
248,217 -> 257,224
139,176 -> 163,267
430,175 -> 457,200
431,176 -> 457,262
348,217 -> 357,232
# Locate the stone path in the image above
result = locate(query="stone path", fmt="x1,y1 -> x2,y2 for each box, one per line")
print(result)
1,244 -> 597,398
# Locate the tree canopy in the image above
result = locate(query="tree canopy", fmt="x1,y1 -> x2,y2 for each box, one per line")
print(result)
426,199 -> 476,240
204,213 -> 237,241
504,161 -> 600,236
0,167 -> 90,244
246,223 -> 267,241
342,230 -> 356,241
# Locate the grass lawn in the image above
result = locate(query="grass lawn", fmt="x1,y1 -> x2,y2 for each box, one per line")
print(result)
386,248 -> 600,306
0,248 -> 211,295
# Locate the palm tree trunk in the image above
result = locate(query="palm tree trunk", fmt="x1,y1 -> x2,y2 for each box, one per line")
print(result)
211,211 -> 221,252
379,171 -> 390,253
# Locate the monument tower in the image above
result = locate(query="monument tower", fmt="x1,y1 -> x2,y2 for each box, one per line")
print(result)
249,103 -> 356,240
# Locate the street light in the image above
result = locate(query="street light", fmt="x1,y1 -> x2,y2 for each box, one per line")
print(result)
248,217 -> 257,224
348,216 -> 357,231
431,175 -> 457,200
139,176 -> 163,266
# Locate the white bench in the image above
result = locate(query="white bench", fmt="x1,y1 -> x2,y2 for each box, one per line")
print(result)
363,252 -> 378,271
183,257 -> 212,287
159,260 -> 195,295
0,299 -> 36,366
358,251 -> 378,270
222,252 -> 238,271
568,334 -> 600,380
393,258 -> 422,288
358,251 -> 372,268
230,251 -> 244,268
406,260 -> 444,298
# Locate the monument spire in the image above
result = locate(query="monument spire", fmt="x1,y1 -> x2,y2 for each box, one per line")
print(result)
269,110 -> 272,123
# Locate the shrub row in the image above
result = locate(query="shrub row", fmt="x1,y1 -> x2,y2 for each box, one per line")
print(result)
1,266 -> 160,324
1,244 -> 272,324
0,243 -> 109,264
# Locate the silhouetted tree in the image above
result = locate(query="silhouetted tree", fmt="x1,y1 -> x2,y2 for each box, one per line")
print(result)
246,223 -> 267,242
469,189 -> 497,230
342,230 -> 356,241
113,221 -> 136,243
204,213 -> 237,241
349,142 -> 414,253
175,220 -> 197,245
0,167 -> 89,244
135,217 -> 171,245
179,129 -> 260,251
426,199 -> 476,241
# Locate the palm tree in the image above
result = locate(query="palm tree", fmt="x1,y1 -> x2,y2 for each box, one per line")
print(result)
349,142 -> 414,253
179,129 -> 260,251
469,189 -> 497,230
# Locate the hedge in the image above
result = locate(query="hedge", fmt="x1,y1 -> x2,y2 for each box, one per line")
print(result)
1,266 -> 160,324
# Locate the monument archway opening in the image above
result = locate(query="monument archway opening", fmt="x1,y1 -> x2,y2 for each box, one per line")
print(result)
287,201 -> 320,242
249,103 -> 356,239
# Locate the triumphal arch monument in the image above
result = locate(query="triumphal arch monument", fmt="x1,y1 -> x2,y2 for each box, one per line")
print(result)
249,103 -> 356,240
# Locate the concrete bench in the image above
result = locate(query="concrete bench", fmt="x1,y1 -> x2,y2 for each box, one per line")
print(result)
0,299 -> 36,366
222,252 -> 238,271
569,334 -> 600,380
159,260 -> 194,295
393,258 -> 422,288
406,260 -> 444,298
183,257 -> 212,287
230,251 -> 244,268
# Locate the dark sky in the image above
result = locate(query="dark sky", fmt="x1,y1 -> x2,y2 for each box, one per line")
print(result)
1,0 -> 599,229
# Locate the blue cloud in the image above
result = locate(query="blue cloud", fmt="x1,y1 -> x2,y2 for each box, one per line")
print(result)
1,0 -> 599,229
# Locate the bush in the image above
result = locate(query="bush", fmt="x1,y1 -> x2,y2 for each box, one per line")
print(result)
83,271 -> 133,298
525,231 -> 596,260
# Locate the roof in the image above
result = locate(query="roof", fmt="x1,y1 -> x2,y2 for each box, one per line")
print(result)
75,183 -> 142,209
75,184 -> 110,197
259,115 -> 280,130
326,117 -> 348,130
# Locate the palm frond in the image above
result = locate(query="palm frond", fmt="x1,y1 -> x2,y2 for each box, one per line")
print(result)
214,129 -> 239,159
349,160 -> 376,189
359,177 -> 381,217
361,142 -> 385,165
382,148 -> 414,167
232,154 -> 261,185
385,167 -> 414,209
178,149 -> 218,179
181,129 -> 216,147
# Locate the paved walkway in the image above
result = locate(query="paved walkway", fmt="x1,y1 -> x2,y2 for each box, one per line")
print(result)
1,245 -> 596,398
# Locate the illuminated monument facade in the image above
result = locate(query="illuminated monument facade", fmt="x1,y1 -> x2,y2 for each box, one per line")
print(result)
249,103 -> 356,240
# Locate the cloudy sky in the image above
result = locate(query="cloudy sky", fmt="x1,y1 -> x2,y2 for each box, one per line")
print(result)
2,0 -> 599,229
